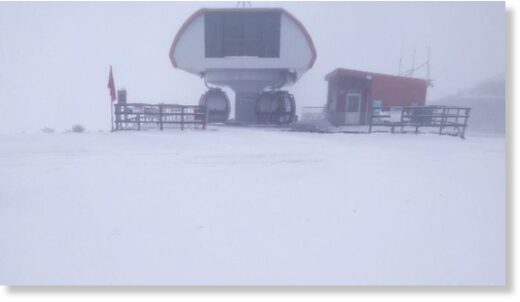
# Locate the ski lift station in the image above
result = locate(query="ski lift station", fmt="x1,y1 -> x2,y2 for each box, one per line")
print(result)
169,7 -> 317,124
113,5 -> 469,138
325,68 -> 429,125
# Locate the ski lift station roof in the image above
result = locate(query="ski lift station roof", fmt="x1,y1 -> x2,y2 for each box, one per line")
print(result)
169,7 -> 317,81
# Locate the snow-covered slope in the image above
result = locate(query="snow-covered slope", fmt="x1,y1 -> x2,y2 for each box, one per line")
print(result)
0,128 -> 505,285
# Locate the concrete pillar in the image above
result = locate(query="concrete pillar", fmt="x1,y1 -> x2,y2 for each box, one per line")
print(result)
235,92 -> 260,123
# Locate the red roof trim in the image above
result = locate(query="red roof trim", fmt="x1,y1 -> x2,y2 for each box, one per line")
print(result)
169,8 -> 317,69
325,68 -> 429,84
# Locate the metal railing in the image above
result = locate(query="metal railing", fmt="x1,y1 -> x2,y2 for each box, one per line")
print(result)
368,105 -> 471,139
301,106 -> 327,121
114,103 -> 208,131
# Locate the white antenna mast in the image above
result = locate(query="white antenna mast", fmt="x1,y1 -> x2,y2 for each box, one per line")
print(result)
426,46 -> 431,81
398,41 -> 403,75
236,1 -> 252,7
399,47 -> 432,83
410,48 -> 416,77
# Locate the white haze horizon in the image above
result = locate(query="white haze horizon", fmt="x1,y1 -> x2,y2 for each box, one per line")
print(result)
0,1 -> 505,133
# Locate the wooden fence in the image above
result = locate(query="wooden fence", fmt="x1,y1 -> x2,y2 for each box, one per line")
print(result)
114,103 -> 208,131
368,105 -> 471,139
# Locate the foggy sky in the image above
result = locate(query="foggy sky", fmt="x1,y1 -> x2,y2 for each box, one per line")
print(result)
0,1 -> 505,132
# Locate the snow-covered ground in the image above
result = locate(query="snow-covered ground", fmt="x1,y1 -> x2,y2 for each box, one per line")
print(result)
0,127 -> 505,285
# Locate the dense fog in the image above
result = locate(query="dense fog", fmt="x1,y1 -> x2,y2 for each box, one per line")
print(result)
0,1 -> 505,132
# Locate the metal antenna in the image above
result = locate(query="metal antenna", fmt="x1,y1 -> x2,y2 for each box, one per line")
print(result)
398,41 -> 403,75
236,1 -> 252,7
411,48 -> 416,77
426,46 -> 431,81
400,47 -> 432,83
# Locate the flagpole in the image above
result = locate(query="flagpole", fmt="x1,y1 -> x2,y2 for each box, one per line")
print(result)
108,65 -> 116,132
111,99 -> 114,132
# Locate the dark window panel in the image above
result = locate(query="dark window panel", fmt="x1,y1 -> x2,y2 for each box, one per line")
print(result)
205,11 -> 281,58
204,13 -> 223,57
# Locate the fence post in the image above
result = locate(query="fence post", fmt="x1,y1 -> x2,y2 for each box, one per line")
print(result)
400,107 -> 405,133
439,107 -> 447,135
203,105 -> 208,130
461,108 -> 470,139
114,104 -> 118,131
368,107 -> 373,134
455,108 -> 460,130
159,104 -> 163,131
137,113 -> 141,131
181,106 -> 184,131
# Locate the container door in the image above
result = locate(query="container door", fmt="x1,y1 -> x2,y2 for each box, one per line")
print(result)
345,91 -> 362,124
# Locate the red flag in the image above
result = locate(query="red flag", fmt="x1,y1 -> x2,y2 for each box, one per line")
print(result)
107,66 -> 116,102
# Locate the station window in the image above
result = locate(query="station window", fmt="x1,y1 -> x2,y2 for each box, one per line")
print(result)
205,11 -> 281,58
